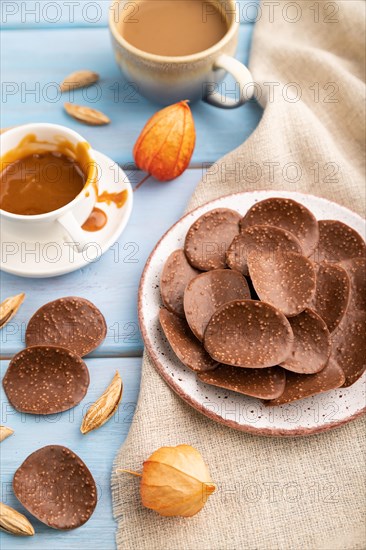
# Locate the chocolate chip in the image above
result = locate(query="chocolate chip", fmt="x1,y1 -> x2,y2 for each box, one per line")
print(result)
330,257 -> 366,387
240,198 -> 319,256
310,263 -> 350,332
159,308 -> 217,372
2,346 -> 89,414
203,300 -> 294,368
184,208 -> 240,270
340,257 -> 366,312
332,310 -> 366,387
313,220 -> 366,263
13,445 -> 97,530
247,250 -> 316,317
280,308 -> 331,374
184,269 -> 250,341
160,249 -> 200,318
226,224 -> 303,276
198,365 -> 286,399
266,358 -> 345,405
26,297 -> 107,357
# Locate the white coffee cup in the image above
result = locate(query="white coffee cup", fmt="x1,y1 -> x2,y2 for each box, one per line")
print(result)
0,123 -> 99,253
109,0 -> 254,108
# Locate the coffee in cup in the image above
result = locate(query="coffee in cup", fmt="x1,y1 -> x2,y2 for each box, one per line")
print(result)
109,0 -> 254,108
119,0 -> 229,57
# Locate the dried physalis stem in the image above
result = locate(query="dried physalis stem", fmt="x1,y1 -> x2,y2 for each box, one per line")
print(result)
0,293 -> 25,329
116,469 -> 142,477
81,371 -> 123,434
0,426 -> 14,442
0,503 -> 34,536
64,102 -> 110,126
60,70 -> 99,92
117,444 -> 216,517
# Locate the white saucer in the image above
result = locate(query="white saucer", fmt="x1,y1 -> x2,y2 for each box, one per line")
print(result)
0,150 -> 133,278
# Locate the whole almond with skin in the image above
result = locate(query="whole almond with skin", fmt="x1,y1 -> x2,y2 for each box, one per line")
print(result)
64,102 -> 110,126
133,100 -> 196,181
0,293 -> 25,329
0,503 -> 34,536
60,70 -> 99,92
0,426 -> 14,442
81,371 -> 123,434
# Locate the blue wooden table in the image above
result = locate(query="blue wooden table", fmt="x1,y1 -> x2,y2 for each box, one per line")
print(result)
0,2 -> 262,548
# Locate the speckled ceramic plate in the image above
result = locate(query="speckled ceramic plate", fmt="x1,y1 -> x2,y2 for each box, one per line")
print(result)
138,191 -> 366,436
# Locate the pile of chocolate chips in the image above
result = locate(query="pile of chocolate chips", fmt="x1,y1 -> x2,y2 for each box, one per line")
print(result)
159,198 -> 366,405
2,296 -> 107,530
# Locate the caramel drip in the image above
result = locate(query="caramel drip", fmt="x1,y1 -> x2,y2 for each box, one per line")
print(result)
82,207 -> 108,232
97,189 -> 128,209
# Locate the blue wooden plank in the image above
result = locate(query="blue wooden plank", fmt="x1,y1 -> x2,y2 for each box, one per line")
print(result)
1,0 -> 110,29
2,1 -> 259,29
0,168 -> 204,358
0,356 -> 141,550
1,26 -> 263,165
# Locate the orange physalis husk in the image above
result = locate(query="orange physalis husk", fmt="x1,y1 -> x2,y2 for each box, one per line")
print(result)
133,100 -> 196,182
140,444 -> 216,517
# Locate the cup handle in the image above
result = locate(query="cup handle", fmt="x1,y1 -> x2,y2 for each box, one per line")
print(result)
58,211 -> 91,253
203,54 -> 254,109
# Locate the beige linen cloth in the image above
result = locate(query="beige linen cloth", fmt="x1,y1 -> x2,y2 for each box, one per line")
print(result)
112,2 -> 366,548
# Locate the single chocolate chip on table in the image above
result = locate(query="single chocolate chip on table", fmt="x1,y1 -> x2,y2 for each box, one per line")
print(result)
184,208 -> 241,271
3,346 -> 90,414
159,308 -> 217,372
226,224 -> 303,276
13,445 -> 97,530
310,263 -> 350,333
26,296 -> 107,357
266,358 -> 345,406
160,249 -> 200,318
184,269 -> 250,341
203,300 -> 294,368
198,365 -> 286,399
247,250 -> 316,317
313,220 -> 366,263
239,198 -> 319,257
280,308 -> 331,374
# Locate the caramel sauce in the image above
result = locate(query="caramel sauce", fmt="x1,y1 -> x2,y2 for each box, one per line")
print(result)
0,134 -> 97,215
97,189 -> 128,208
82,207 -> 108,232
82,189 -> 128,232
0,152 -> 85,215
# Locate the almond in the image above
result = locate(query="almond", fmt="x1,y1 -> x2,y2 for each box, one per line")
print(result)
64,102 -> 110,126
81,371 -> 123,434
0,426 -> 14,442
0,293 -> 25,329
0,503 -> 34,536
60,70 -> 99,92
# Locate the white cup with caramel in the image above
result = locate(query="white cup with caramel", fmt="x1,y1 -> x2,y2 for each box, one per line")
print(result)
0,123 -> 100,252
